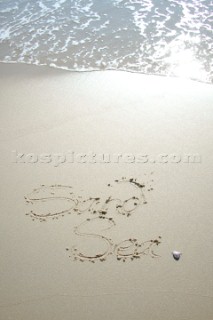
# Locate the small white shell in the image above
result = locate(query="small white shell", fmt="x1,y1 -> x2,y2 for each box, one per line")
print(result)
172,251 -> 182,261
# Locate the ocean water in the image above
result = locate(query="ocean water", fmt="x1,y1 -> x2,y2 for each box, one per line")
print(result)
0,0 -> 212,83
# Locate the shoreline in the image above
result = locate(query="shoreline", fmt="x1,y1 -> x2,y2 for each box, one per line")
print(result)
0,61 -> 212,86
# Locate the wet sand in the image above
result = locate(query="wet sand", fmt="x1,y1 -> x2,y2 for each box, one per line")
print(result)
0,62 -> 212,320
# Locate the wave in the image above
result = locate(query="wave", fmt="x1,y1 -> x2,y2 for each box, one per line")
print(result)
0,0 -> 212,83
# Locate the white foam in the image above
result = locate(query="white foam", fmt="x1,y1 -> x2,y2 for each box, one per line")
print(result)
0,0 -> 212,83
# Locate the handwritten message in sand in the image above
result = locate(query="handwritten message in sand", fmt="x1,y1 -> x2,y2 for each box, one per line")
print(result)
24,176 -> 162,263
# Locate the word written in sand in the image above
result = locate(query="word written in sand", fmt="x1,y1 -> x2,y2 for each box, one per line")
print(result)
24,177 -> 148,221
24,176 -> 161,263
66,217 -> 161,263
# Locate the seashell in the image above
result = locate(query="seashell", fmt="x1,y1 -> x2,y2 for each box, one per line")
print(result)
172,251 -> 182,261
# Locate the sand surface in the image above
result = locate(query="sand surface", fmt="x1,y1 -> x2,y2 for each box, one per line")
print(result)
0,63 -> 213,320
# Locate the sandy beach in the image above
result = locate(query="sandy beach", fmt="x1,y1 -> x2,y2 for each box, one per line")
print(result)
0,62 -> 213,320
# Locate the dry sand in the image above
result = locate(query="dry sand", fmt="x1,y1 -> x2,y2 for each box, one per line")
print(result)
0,62 -> 213,320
